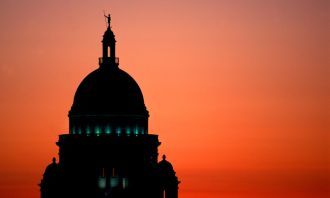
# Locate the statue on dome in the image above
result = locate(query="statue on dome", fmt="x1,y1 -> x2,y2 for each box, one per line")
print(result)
104,13 -> 111,27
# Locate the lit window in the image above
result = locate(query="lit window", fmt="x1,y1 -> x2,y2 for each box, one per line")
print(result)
95,126 -> 101,136
105,125 -> 111,135
126,127 -> 131,136
116,127 -> 121,136
86,125 -> 91,135
98,177 -> 106,189
122,178 -> 128,189
110,177 -> 119,188
134,126 -> 139,136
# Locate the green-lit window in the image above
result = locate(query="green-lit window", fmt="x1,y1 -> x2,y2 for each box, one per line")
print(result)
110,177 -> 119,188
86,125 -> 91,135
95,126 -> 101,136
116,127 -> 121,136
126,127 -> 131,136
105,125 -> 111,135
98,177 -> 106,189
134,126 -> 139,136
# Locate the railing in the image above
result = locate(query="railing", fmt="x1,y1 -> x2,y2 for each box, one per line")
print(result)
99,57 -> 119,65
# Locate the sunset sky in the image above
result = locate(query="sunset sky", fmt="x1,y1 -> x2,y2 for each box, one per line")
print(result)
0,0 -> 329,197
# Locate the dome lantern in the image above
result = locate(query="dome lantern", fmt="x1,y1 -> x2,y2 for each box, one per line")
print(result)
99,13 -> 119,67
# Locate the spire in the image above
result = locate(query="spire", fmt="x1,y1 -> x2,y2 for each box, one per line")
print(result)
99,13 -> 119,68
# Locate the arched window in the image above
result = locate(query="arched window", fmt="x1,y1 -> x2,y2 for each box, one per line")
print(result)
108,46 -> 111,57
163,189 -> 166,198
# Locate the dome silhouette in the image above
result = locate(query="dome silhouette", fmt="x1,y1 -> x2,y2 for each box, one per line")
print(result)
70,67 -> 148,116
68,14 -> 150,136
158,155 -> 176,177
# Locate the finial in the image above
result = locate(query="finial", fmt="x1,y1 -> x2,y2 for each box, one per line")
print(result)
104,12 -> 111,28
162,154 -> 166,161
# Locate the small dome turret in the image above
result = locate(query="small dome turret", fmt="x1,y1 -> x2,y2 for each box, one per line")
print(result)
158,155 -> 176,177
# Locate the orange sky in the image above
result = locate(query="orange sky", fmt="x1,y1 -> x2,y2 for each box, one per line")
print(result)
0,0 -> 329,197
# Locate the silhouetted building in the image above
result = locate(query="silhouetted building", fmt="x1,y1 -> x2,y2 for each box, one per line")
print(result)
40,14 -> 179,198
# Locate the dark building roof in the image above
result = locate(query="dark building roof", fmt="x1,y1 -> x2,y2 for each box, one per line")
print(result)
70,67 -> 148,116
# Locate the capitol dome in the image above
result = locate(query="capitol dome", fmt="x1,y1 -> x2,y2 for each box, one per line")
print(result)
70,67 -> 147,116
68,20 -> 148,136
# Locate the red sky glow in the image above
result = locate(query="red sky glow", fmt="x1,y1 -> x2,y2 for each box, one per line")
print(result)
0,0 -> 329,197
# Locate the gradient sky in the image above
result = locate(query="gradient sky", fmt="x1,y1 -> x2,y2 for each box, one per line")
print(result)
0,0 -> 329,197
